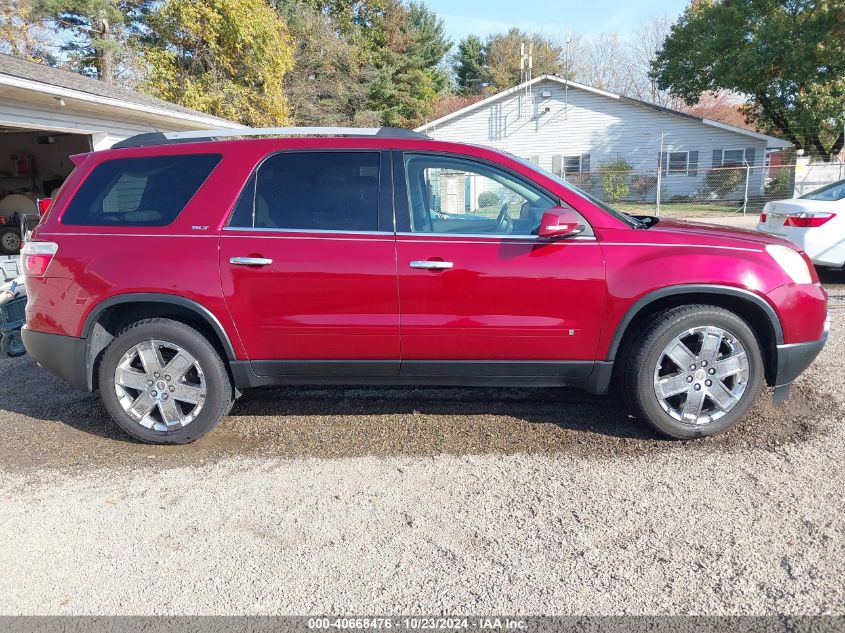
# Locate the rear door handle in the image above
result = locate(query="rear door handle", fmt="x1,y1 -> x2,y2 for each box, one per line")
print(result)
230,257 -> 273,266
410,260 -> 454,270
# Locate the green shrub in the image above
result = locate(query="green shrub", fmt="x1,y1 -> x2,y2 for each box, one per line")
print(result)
704,167 -> 745,198
477,191 -> 500,208
765,168 -> 794,198
598,156 -> 632,202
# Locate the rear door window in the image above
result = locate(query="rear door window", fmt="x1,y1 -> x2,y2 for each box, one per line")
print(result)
62,154 -> 221,226
228,151 -> 380,231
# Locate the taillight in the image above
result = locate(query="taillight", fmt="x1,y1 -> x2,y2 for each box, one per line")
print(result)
783,212 -> 834,228
36,197 -> 52,217
21,241 -> 58,277
760,212 -> 767,223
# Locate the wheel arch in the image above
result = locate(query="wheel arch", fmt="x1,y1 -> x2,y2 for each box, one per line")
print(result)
608,285 -> 783,386
81,294 -> 237,391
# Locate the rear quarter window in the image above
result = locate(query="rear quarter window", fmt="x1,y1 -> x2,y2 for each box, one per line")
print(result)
61,154 -> 221,227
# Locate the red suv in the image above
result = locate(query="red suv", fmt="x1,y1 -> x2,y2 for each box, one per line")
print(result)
20,128 -> 829,444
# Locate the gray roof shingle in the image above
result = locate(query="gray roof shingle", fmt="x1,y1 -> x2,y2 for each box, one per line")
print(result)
0,53 -> 235,125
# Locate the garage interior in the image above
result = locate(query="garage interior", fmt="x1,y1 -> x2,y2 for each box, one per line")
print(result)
0,126 -> 91,254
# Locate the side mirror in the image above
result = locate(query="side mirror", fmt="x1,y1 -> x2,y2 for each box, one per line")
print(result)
538,208 -> 585,239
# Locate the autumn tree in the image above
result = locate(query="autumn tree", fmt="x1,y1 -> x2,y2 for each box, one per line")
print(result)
0,0 -> 55,63
142,0 -> 294,126
483,29 -> 563,91
277,2 -> 375,126
652,0 -> 845,160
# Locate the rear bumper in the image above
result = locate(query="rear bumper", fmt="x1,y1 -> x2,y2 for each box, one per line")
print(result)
21,327 -> 90,391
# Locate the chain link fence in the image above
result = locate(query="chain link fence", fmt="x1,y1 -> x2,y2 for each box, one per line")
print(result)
558,163 -> 802,218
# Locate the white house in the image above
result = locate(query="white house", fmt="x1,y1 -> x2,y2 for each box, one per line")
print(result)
416,76 -> 792,203
0,53 -> 239,217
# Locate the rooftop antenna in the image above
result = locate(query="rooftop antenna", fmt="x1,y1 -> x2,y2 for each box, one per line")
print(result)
520,42 -> 534,117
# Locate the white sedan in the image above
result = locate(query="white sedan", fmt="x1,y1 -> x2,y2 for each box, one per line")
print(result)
757,179 -> 845,268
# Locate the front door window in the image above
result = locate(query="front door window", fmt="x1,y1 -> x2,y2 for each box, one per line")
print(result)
403,154 -> 558,236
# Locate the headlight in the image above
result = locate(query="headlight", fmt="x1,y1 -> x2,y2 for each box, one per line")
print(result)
765,244 -> 813,284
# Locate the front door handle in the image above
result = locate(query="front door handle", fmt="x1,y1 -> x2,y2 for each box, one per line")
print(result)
410,260 -> 454,270
230,256 -> 273,266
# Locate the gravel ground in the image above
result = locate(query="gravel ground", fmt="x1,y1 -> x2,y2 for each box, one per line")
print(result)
0,289 -> 843,615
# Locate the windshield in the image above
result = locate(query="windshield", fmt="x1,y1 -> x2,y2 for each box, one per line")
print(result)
801,179 -> 845,201
507,154 -> 643,228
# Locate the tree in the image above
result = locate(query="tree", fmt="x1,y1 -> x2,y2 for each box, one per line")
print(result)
0,0 -> 56,63
652,0 -> 845,161
278,3 -> 373,126
682,91 -> 755,130
142,0 -> 294,126
484,29 -> 563,91
575,32 -> 631,95
34,0 -> 146,83
364,0 -> 451,126
405,2 -> 451,94
454,34 -> 488,94
624,15 -> 679,108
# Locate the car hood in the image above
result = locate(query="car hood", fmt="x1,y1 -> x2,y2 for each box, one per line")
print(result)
647,219 -> 794,248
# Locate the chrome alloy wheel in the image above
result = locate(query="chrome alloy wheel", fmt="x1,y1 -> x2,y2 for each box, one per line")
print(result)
653,326 -> 750,426
113,339 -> 206,432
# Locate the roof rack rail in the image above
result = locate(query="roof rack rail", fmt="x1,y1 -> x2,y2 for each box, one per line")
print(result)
112,126 -> 430,149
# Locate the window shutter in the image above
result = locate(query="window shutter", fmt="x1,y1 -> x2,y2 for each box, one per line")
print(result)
688,150 -> 699,176
581,154 -> 591,173
745,147 -> 756,166
712,149 -> 722,168
659,152 -> 667,174
552,155 -> 562,177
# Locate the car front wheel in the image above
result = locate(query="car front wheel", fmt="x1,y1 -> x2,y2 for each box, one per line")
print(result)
622,304 -> 765,439
98,318 -> 234,444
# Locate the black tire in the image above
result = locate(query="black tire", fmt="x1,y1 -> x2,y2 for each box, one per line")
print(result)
98,318 -> 234,444
620,304 -> 765,439
0,227 -> 21,256
0,331 -> 25,358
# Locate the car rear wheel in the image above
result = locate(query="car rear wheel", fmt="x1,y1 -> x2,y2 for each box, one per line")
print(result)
621,305 -> 765,439
98,318 -> 234,444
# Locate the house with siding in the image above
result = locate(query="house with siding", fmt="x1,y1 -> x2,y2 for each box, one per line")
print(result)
416,76 -> 791,204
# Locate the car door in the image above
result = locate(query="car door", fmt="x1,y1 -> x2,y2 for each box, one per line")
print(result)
219,150 -> 400,377
394,151 -> 606,377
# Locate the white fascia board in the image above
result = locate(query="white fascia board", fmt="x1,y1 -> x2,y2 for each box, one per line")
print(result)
0,73 -> 242,130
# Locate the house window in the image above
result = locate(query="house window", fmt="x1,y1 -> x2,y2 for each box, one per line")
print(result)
552,154 -> 591,178
564,155 -> 582,174
667,151 -> 689,175
722,149 -> 746,166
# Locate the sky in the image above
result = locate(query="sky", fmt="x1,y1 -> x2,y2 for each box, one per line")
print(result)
424,0 -> 690,43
